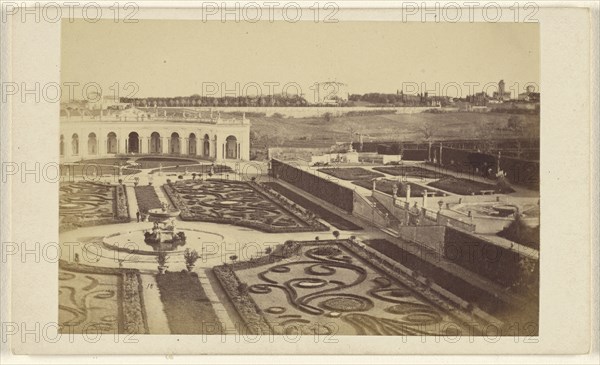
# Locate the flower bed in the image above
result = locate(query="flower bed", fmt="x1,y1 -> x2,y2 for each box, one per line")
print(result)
212,241 -> 306,335
155,271 -> 222,334
212,265 -> 272,335
214,240 -> 484,336
134,185 -> 162,214
163,180 -> 328,233
59,260 -> 148,334
318,167 -> 385,181
59,181 -> 130,232
114,184 -> 130,218
428,177 -> 514,195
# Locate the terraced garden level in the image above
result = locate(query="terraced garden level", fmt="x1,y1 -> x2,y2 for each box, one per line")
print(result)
163,180 -> 327,233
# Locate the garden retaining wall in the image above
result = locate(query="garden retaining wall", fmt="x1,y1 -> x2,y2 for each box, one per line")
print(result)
271,159 -> 354,212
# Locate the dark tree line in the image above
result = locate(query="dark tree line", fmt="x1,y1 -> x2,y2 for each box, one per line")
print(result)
121,94 -> 309,108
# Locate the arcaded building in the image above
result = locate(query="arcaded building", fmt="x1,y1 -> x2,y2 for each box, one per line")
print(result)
59,107 -> 250,163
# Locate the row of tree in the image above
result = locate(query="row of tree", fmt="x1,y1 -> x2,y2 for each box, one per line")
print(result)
348,92 -> 452,106
120,94 -> 309,108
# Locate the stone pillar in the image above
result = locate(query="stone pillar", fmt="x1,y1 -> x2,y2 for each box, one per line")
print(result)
213,136 -> 218,159
118,137 -> 126,154
406,184 -> 411,201
428,141 -> 432,162
422,190 -> 428,208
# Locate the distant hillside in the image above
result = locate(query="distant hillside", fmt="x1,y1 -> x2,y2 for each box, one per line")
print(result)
250,112 -> 540,148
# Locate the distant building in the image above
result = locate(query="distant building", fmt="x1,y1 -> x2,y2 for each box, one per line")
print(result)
470,92 -> 489,106
518,92 -> 540,102
493,80 -> 512,101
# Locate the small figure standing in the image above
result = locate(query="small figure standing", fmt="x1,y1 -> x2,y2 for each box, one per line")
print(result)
409,202 -> 421,226
136,210 -> 141,223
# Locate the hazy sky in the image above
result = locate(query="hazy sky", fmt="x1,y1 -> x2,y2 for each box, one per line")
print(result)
61,20 -> 539,100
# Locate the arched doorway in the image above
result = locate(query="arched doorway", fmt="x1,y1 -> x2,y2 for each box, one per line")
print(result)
107,132 -> 118,154
189,133 -> 197,155
88,133 -> 97,155
128,132 -> 140,153
170,132 -> 180,154
72,134 -> 79,155
150,132 -> 161,154
60,135 -> 64,156
203,134 -> 210,157
225,135 -> 238,159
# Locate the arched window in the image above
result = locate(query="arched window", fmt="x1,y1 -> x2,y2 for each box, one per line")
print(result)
170,132 -> 180,154
150,132 -> 161,154
225,135 -> 238,159
107,132 -> 117,154
88,133 -> 97,155
189,133 -> 197,155
128,132 -> 140,154
203,134 -> 210,157
71,133 -> 79,155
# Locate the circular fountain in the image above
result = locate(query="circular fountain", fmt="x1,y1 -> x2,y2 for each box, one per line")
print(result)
143,203 -> 186,251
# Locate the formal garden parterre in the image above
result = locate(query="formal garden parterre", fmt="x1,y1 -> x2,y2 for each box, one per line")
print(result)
59,181 -> 129,232
213,240 -> 483,336
163,179 -> 328,233
59,260 -> 149,335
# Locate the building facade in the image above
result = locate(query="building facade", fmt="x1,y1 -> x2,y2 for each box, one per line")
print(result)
60,109 -> 250,163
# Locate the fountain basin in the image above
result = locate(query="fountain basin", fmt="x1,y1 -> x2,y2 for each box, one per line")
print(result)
147,208 -> 181,219
102,228 -> 225,256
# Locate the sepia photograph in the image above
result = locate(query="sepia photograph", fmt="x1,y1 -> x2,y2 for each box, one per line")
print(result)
1,1 -> 597,361
57,19 -> 540,337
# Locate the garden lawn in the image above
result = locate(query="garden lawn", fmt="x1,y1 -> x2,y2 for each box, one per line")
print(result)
134,185 -> 163,214
352,179 -> 441,197
318,167 -> 384,181
155,271 -> 221,334
428,177 -> 514,195
264,182 -> 362,230
373,165 -> 450,179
